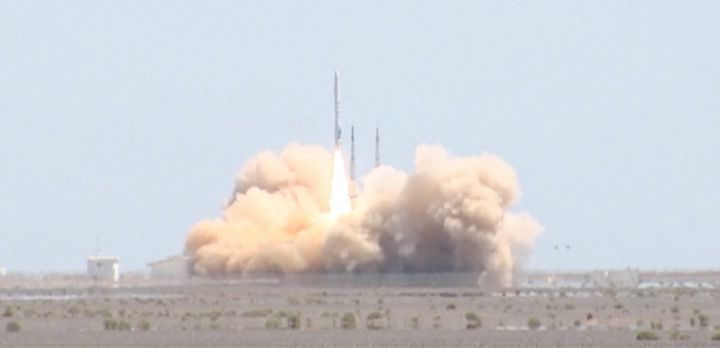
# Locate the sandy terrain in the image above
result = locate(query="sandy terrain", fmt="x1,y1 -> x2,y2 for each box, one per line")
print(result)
1,279 -> 719,347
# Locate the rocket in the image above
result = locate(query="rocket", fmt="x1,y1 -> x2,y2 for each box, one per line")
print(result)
334,70 -> 341,148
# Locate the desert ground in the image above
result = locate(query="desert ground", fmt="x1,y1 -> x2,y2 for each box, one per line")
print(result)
1,273 -> 720,347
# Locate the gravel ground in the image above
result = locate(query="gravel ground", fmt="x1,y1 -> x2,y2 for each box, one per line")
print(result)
0,283 -> 719,347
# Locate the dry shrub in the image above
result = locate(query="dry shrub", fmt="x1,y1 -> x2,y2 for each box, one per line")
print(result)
636,331 -> 659,341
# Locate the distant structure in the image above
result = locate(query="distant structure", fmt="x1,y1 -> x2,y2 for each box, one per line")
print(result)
374,124 -> 380,167
584,270 -> 639,288
0,265 -> 6,277
147,255 -> 191,280
350,123 -> 356,181
87,256 -> 119,282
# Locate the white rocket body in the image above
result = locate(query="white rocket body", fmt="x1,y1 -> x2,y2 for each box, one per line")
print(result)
334,70 -> 341,148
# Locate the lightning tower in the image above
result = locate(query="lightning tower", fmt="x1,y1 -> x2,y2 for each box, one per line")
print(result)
350,123 -> 356,180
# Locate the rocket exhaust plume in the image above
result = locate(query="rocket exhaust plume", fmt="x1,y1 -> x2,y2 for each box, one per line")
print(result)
329,147 -> 351,218
185,144 -> 541,288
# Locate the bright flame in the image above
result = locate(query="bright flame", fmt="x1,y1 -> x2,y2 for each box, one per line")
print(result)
329,147 -> 351,218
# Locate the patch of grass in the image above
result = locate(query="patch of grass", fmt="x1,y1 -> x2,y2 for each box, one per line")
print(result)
699,314 -> 709,328
669,330 -> 690,341
242,309 -> 273,318
6,321 -> 21,333
712,332 -> 720,341
264,311 -> 301,330
265,317 -> 281,329
287,312 -> 301,330
409,316 -> 419,329
137,320 -> 151,331
465,312 -> 481,329
207,310 -> 222,321
367,312 -> 384,330
103,319 -> 131,331
340,312 -> 356,329
528,317 -> 541,330
3,306 -> 14,318
636,331 -> 659,341
367,312 -> 382,320
650,321 -> 663,330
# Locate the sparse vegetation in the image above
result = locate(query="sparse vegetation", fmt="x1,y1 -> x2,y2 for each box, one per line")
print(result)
367,311 -> 384,330
340,312 -> 356,329
263,311 -> 301,330
242,309 -> 273,318
265,317 -> 281,329
287,312 -> 301,330
636,331 -> 659,341
465,312 -> 481,329
97,308 -> 113,318
699,314 -> 709,328
410,316 -> 419,329
669,330 -> 690,341
6,321 -> 21,333
433,315 -> 441,329
103,319 -> 131,331
528,317 -> 541,330
4,272 -> 720,345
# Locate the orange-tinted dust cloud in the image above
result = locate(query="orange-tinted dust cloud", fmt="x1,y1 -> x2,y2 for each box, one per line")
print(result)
185,143 -> 541,287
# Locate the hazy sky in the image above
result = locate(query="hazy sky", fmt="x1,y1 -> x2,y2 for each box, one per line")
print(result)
1,1 -> 719,272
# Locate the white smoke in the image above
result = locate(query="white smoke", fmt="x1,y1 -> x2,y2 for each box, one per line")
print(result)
185,143 -> 541,287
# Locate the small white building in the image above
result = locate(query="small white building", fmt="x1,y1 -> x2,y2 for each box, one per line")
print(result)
87,256 -> 119,282
0,266 -> 6,277
147,255 -> 191,279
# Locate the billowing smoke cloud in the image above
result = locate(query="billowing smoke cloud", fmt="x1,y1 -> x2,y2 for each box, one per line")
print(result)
185,143 -> 541,287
